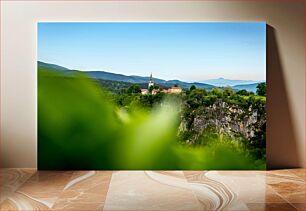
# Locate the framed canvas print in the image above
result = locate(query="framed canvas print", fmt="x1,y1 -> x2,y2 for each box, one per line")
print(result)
38,22 -> 266,170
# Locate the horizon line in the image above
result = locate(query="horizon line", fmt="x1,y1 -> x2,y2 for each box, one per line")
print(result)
38,60 -> 266,82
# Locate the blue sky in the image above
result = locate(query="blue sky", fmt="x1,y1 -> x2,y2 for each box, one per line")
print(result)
38,22 -> 266,81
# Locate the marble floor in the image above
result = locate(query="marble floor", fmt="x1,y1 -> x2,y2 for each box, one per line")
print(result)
0,169 -> 304,211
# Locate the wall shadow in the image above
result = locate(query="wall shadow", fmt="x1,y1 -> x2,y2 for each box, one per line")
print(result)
266,25 -> 300,169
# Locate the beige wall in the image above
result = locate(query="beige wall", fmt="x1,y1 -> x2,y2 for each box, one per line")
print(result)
1,0 -> 304,168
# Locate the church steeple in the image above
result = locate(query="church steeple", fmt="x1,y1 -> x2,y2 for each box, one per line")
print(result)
148,73 -> 154,88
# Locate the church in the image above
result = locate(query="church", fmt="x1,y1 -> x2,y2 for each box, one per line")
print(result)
141,73 -> 182,95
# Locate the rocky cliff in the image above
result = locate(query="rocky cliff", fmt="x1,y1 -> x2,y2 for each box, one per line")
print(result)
179,99 -> 266,145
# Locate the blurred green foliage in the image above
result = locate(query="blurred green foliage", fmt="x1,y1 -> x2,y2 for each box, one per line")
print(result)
38,68 -> 266,170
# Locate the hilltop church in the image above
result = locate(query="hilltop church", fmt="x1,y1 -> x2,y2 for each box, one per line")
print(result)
141,73 -> 182,95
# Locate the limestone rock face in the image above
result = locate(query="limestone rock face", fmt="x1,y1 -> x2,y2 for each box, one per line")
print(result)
179,99 -> 266,144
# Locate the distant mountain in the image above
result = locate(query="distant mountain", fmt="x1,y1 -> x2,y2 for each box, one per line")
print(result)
85,72 -> 215,89
85,71 -> 147,83
202,77 -> 261,87
38,61 -> 215,89
232,83 -> 260,93
38,61 -> 71,72
38,61 -> 264,91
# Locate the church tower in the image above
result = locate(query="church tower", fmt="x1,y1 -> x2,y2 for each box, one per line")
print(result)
148,73 -> 154,88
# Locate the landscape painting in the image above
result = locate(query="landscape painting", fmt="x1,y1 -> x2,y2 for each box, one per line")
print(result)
38,22 -> 266,170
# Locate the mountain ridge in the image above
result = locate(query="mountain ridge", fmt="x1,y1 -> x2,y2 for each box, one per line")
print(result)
38,61 -> 263,91
38,61 -> 214,89
202,78 -> 263,87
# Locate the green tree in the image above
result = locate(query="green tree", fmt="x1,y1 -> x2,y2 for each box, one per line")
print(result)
256,83 -> 266,96
127,84 -> 141,94
236,89 -> 248,96
211,88 -> 223,97
186,89 -> 207,108
148,85 -> 159,93
190,85 -> 196,91
223,87 -> 234,97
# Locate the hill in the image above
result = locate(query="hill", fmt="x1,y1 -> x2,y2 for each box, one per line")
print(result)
38,61 -> 71,72
38,61 -> 264,92
232,83 -> 260,93
202,77 -> 261,87
38,61 -> 215,89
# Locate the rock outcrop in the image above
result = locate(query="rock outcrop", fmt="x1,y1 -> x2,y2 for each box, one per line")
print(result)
179,99 -> 266,144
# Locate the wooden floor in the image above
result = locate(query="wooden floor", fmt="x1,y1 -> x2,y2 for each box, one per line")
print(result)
0,169 -> 304,210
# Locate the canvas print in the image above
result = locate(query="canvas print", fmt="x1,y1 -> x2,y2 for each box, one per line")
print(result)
38,22 -> 266,170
